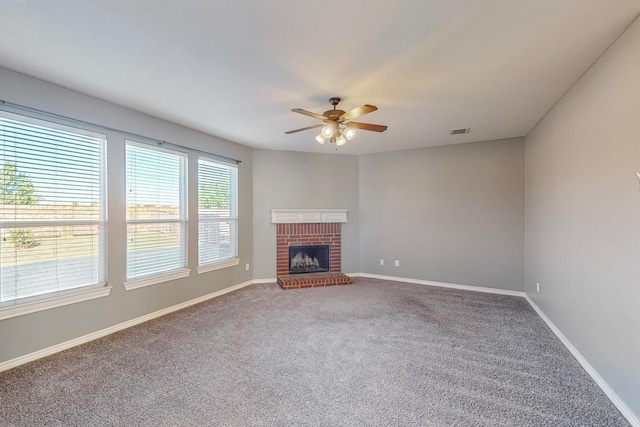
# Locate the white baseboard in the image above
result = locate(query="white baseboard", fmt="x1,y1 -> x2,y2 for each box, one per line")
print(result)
0,279 -> 258,373
524,295 -> 640,427
348,272 -> 526,297
250,278 -> 277,284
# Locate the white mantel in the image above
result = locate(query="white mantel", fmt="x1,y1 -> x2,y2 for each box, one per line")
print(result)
271,209 -> 348,224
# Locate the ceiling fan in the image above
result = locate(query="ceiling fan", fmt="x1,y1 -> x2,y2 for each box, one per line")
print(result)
285,97 -> 387,148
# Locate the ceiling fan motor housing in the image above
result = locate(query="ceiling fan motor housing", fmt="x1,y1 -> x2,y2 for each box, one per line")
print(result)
323,109 -> 346,120
324,97 -> 345,120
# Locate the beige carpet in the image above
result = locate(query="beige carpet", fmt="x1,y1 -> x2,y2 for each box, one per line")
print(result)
0,278 -> 629,426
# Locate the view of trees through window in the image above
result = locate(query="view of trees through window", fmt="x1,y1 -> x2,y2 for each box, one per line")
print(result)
1,111 -> 238,307
1,161 -> 40,249
0,113 -> 106,302
198,157 -> 237,267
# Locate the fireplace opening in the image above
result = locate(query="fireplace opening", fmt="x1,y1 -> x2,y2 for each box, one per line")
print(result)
289,245 -> 330,275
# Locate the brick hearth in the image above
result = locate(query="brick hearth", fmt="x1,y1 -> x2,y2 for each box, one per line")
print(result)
277,272 -> 352,289
276,222 -> 352,289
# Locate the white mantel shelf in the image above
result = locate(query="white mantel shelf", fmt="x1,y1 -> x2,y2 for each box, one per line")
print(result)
271,209 -> 348,224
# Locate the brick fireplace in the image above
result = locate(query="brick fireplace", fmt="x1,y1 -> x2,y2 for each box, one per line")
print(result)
272,209 -> 353,289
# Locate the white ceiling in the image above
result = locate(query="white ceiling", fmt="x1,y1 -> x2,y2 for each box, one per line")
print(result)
1,1 -> 639,155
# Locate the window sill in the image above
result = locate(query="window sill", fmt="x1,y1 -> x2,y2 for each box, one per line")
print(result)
0,284 -> 112,321
197,257 -> 240,274
124,268 -> 191,291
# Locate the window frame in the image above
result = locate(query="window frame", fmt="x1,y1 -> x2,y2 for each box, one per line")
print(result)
123,140 -> 190,290
197,156 -> 239,273
0,110 -> 111,320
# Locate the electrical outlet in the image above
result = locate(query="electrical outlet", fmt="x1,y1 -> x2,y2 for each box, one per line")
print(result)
245,263 -> 250,271
536,282 -> 540,293
394,260 -> 400,267
380,259 -> 384,266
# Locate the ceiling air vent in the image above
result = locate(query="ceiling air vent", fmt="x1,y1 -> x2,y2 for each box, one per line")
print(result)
450,128 -> 470,135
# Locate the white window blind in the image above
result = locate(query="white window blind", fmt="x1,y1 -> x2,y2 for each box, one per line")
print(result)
0,112 -> 106,303
198,157 -> 238,267
126,141 -> 187,280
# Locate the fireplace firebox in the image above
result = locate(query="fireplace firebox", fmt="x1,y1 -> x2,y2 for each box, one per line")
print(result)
288,245 -> 329,274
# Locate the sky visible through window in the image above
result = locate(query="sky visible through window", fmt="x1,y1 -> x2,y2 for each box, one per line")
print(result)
1,117 -> 103,206
126,142 -> 184,209
1,118 -> 181,208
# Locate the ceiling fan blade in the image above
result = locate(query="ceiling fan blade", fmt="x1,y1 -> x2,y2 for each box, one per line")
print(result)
284,124 -> 324,134
291,108 -> 327,122
339,104 -> 378,122
346,121 -> 388,132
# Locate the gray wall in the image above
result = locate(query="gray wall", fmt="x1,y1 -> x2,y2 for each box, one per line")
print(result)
0,67 -> 253,363
525,16 -> 640,415
360,139 -> 525,291
252,149 -> 359,278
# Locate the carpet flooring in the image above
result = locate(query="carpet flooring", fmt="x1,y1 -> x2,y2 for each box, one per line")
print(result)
0,278 -> 630,426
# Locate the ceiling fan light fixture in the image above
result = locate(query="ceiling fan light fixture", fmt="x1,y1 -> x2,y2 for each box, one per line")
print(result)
344,127 -> 356,141
286,97 -> 387,150
321,125 -> 334,139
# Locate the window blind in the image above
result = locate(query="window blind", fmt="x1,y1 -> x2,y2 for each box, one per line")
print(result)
126,141 -> 187,280
0,112 -> 106,303
198,157 -> 238,267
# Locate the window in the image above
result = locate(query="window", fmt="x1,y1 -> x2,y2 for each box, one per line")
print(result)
0,112 -> 107,305
125,141 -> 188,287
198,157 -> 238,270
